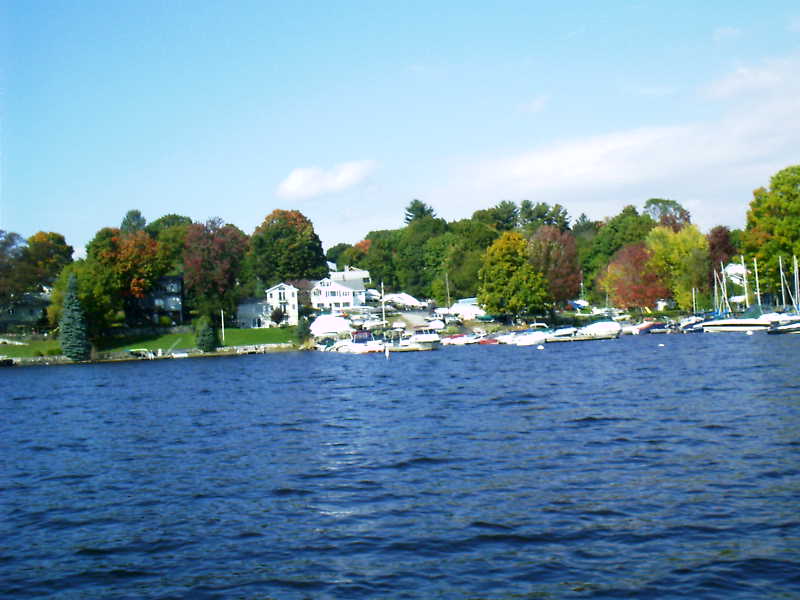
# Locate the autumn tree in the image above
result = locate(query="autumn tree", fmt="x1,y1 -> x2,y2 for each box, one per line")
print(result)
646,225 -> 710,310
527,226 -> 582,309
183,218 -> 249,317
583,206 -> 655,300
478,231 -> 548,320
248,209 -> 327,288
600,243 -> 669,310
21,232 -> 73,290
743,165 -> 800,295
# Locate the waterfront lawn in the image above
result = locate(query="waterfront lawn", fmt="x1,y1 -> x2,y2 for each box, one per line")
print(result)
0,339 -> 62,358
220,327 -> 295,346
98,327 -> 295,353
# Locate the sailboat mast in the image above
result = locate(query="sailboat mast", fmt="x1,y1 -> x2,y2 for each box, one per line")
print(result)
779,255 -> 787,310
754,258 -> 761,308
740,255 -> 750,308
795,256 -> 799,313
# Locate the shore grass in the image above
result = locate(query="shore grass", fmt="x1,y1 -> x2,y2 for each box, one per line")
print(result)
0,339 -> 62,358
2,327 -> 297,358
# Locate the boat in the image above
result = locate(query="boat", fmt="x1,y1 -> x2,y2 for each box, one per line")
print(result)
384,329 -> 438,351
547,320 -> 621,342
701,306 -> 785,333
406,326 -> 442,348
766,313 -> 800,335
328,330 -> 385,354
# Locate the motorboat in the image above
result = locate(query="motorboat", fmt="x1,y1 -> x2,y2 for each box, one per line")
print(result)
701,306 -> 786,333
328,330 -> 385,353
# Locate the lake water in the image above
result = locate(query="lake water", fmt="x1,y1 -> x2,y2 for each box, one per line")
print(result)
2,334 -> 799,599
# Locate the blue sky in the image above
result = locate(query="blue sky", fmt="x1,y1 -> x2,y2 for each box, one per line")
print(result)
3,1 -> 800,256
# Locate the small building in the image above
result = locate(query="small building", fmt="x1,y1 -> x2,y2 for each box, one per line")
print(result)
0,292 -> 50,332
310,277 -> 366,311
138,276 -> 184,325
237,283 -> 299,328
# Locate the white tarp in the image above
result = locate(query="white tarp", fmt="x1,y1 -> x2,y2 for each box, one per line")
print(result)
448,302 -> 486,320
310,315 -> 352,336
384,292 -> 425,309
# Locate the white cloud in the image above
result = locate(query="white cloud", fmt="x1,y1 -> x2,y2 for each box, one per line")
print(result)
712,26 -> 741,42
277,160 -> 378,199
703,56 -> 793,99
432,54 -> 800,232
520,95 -> 549,114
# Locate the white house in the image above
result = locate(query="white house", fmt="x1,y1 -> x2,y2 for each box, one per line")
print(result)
237,282 -> 299,328
311,277 -> 366,311
330,266 -> 371,286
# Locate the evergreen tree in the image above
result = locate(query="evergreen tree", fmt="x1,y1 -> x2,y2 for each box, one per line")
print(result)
295,316 -> 312,346
196,321 -> 220,352
59,273 -> 91,361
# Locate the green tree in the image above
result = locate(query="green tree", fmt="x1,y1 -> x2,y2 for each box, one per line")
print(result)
325,242 -> 353,268
519,201 -> 570,234
404,199 -> 436,224
295,316 -> 312,345
395,216 -> 449,297
0,230 -> 28,305
248,209 -> 328,287
743,165 -> 800,295
195,316 -> 220,352
643,198 -> 691,232
59,273 -> 91,361
145,214 -> 192,238
120,209 -> 147,234
646,224 -> 710,310
478,231 -> 548,319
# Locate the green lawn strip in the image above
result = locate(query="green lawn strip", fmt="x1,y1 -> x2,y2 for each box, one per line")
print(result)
220,327 -> 295,346
0,339 -> 62,358
2,327 -> 297,358
97,333 -> 195,354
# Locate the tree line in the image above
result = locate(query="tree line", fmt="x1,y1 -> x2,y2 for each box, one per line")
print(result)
326,165 -> 800,318
2,163 -> 798,340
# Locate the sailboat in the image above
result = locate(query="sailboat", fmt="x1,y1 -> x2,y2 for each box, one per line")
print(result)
702,258 -> 785,333
767,255 -> 800,335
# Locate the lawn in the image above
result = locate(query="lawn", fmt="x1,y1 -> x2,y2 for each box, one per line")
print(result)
1,327 -> 297,358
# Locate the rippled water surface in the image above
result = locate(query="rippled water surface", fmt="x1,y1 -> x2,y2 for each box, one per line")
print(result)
2,334 -> 800,599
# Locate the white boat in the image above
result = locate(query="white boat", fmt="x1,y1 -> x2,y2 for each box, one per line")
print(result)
407,327 -> 442,347
512,330 -> 550,346
577,320 -> 622,338
701,307 -> 785,333
328,330 -> 385,353
766,313 -> 800,335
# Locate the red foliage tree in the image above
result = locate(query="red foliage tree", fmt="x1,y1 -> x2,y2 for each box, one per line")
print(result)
601,242 -> 669,309
527,225 -> 582,306
183,218 -> 249,316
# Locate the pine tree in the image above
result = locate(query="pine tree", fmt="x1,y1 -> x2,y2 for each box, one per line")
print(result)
59,273 -> 91,361
196,321 -> 219,352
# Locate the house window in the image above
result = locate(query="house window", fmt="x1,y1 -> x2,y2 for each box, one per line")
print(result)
279,291 -> 286,301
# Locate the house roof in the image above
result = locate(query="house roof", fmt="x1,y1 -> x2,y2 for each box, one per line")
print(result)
265,282 -> 298,294
285,279 -> 317,292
